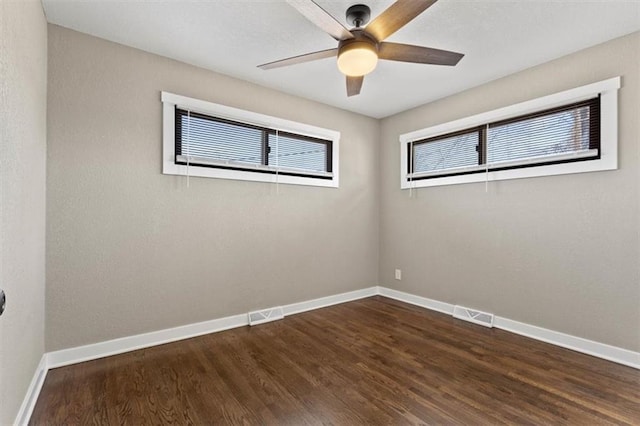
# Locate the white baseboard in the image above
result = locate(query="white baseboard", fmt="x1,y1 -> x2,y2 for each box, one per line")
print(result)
494,316 -> 640,369
14,354 -> 48,426
47,286 -> 379,369
282,287 -> 378,316
378,287 -> 455,315
19,284 -> 640,425
47,312 -> 250,369
44,286 -> 640,371
377,286 -> 640,370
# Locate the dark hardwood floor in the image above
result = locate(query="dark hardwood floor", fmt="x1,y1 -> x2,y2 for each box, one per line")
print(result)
31,296 -> 640,425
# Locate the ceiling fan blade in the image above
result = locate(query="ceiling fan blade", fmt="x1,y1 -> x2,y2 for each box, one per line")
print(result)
258,48 -> 338,70
379,42 -> 464,66
346,75 -> 364,97
366,0 -> 438,42
286,0 -> 354,41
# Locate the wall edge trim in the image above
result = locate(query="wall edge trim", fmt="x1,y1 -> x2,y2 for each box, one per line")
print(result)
14,354 -> 48,426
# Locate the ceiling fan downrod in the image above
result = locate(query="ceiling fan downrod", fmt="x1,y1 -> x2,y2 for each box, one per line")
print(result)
346,4 -> 371,29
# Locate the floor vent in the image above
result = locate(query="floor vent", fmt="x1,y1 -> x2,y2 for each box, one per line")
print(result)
453,305 -> 494,328
248,306 -> 284,326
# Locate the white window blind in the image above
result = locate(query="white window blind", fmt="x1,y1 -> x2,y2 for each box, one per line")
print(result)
487,103 -> 596,167
178,111 -> 263,166
175,109 -> 333,178
412,130 -> 479,175
409,97 -> 600,180
267,133 -> 328,173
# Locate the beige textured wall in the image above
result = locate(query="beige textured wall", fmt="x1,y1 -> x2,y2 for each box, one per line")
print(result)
46,25 -> 380,351
0,0 -> 47,423
379,32 -> 640,351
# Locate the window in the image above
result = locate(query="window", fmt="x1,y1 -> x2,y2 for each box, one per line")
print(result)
409,98 -> 600,179
174,110 -> 332,177
162,92 -> 340,187
400,77 -> 619,188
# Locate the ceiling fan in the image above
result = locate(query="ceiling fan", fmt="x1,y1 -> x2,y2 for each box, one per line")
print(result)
258,0 -> 464,97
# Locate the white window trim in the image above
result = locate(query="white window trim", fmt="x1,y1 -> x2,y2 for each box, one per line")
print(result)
162,92 -> 340,188
399,77 -> 620,189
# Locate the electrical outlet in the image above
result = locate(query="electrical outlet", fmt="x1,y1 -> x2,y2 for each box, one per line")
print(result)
395,269 -> 402,280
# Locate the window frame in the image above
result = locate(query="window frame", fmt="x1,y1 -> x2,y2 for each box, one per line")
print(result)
399,77 -> 620,189
162,92 -> 340,188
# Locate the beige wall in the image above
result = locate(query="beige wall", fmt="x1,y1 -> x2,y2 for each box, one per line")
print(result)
45,24 -> 639,356
379,32 -> 640,351
0,0 -> 48,423
46,25 -> 380,351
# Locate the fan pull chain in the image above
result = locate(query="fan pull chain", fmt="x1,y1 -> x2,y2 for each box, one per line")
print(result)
485,124 -> 489,193
409,140 -> 414,198
275,129 -> 279,196
186,110 -> 191,188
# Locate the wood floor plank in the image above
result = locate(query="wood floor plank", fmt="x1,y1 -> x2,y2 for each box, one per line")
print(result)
30,296 -> 640,425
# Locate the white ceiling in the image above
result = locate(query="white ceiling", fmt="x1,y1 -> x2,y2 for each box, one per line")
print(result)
42,0 -> 640,118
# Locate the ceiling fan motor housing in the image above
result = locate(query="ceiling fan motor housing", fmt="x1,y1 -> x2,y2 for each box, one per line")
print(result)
338,30 -> 378,51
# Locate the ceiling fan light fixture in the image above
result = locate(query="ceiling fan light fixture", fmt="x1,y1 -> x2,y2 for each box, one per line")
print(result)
261,0 -> 464,96
337,40 -> 378,77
